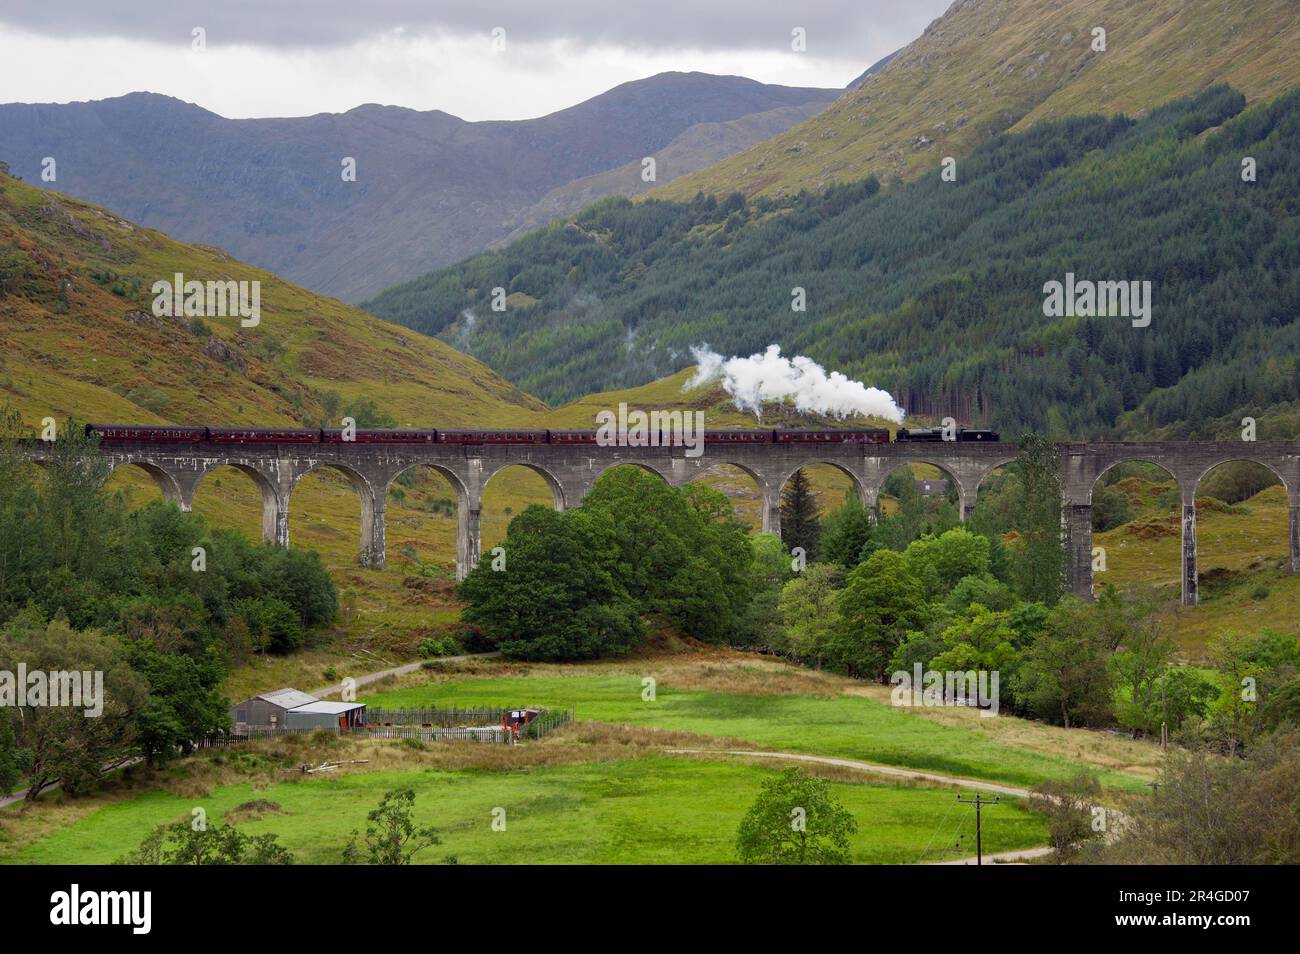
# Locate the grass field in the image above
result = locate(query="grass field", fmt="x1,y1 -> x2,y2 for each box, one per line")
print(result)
4,757 -> 1047,865
360,658 -> 1156,793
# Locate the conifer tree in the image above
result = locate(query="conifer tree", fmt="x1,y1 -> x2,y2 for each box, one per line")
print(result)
1012,433 -> 1066,605
780,468 -> 821,561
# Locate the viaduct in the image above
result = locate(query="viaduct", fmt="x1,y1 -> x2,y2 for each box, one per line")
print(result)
34,438 -> 1300,607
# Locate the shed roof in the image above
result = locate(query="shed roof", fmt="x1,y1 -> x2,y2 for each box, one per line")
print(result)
258,688 -> 319,710
289,701 -> 366,715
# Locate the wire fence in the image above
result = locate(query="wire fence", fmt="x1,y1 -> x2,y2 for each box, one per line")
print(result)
522,706 -> 575,740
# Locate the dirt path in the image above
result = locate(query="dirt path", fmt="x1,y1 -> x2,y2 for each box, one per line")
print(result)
668,748 -> 1038,798
1,758 -> 140,811
935,847 -> 1054,865
307,651 -> 500,699
668,748 -> 1057,864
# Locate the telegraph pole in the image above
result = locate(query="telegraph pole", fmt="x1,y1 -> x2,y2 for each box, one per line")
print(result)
956,794 -> 999,865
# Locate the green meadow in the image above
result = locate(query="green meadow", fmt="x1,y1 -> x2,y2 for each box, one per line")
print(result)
363,671 -> 1151,792
7,758 -> 1046,866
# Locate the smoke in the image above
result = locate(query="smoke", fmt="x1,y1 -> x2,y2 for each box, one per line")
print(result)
455,308 -> 477,350
686,345 -> 905,423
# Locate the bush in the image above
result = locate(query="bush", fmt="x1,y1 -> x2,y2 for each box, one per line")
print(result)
236,597 -> 305,654
418,636 -> 459,658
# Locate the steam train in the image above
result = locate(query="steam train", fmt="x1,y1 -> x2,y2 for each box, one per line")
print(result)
894,427 -> 1000,442
86,424 -> 999,445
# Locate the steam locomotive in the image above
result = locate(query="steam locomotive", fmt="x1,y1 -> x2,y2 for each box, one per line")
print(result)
86,424 -> 999,445
895,427 -> 1000,442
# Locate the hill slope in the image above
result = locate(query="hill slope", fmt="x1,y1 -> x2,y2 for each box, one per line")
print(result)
0,74 -> 838,302
366,85 -> 1300,437
498,101 -> 833,244
653,0 -> 1300,200
0,170 -> 543,427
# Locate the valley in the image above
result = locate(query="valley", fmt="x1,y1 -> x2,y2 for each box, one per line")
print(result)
2,0 -> 1299,881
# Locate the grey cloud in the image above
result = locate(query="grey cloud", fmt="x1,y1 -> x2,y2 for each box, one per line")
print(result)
0,0 -> 952,57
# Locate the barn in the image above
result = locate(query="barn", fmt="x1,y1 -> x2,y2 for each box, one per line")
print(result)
286,700 -> 367,730
230,688 -> 366,733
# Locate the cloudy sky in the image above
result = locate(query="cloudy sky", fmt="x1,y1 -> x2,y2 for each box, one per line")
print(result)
0,1 -> 950,121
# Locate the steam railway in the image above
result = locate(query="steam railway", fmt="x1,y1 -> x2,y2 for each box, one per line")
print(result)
86,424 -> 999,445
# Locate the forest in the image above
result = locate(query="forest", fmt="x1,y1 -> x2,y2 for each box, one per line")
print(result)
367,85 -> 1300,438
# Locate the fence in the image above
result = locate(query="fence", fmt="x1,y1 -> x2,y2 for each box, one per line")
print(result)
199,724 -> 512,747
366,705 -> 575,739
364,725 -> 510,744
365,706 -> 512,727
201,704 -> 576,748
522,706 -> 575,740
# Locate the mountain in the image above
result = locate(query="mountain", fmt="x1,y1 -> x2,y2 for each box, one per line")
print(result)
365,85 -> 1300,439
652,0 -> 1300,200
0,74 -> 839,302
0,168 -> 544,427
846,50 -> 901,90
497,101 -> 832,245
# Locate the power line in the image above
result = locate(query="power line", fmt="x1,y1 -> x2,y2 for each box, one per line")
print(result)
916,793 -> 964,863
955,793 -> 1000,865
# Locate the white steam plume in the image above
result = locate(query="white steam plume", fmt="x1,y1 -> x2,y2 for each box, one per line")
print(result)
685,345 -> 905,423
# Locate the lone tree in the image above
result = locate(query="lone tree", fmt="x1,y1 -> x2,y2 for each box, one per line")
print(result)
736,767 -> 857,864
780,468 -> 821,561
343,788 -> 441,865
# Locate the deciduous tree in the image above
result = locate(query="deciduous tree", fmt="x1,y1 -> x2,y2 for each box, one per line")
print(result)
342,788 -> 441,865
736,768 -> 857,865
834,550 -> 929,680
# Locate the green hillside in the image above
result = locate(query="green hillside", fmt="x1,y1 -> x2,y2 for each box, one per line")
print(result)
0,169 -> 544,428
653,0 -> 1300,200
1093,481 -> 1298,661
0,170 -> 563,661
366,85 -> 1300,436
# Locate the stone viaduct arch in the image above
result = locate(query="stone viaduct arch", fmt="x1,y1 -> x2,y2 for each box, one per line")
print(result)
1059,442 -> 1300,606
28,436 -> 1300,601
106,459 -> 187,509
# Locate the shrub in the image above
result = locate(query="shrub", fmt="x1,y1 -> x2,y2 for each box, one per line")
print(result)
418,636 -> 459,658
236,597 -> 305,654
